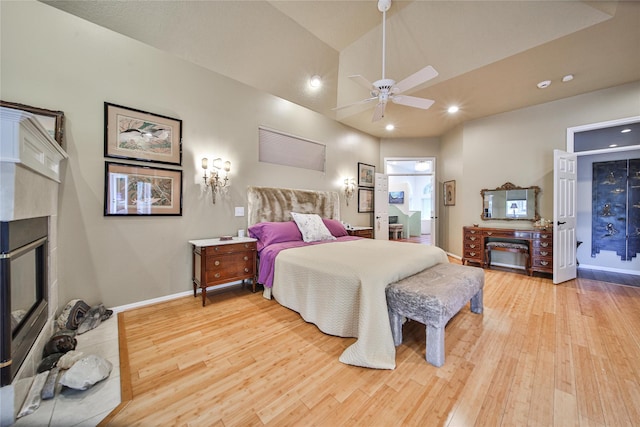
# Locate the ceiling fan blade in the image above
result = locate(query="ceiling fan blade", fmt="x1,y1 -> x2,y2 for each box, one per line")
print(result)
332,96 -> 378,111
349,74 -> 377,91
372,102 -> 386,122
392,95 -> 435,110
393,65 -> 438,94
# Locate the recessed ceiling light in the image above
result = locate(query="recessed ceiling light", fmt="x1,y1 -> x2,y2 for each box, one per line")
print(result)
309,75 -> 322,88
385,124 -> 395,131
621,128 -> 632,133
537,80 -> 551,89
447,106 -> 459,114
562,74 -> 574,83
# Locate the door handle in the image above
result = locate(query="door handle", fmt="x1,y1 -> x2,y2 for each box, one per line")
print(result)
557,221 -> 566,226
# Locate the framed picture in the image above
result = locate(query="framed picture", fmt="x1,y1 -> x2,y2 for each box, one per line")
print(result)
358,188 -> 374,213
1,100 -> 65,146
104,102 -> 182,165
358,162 -> 375,188
444,180 -> 456,206
105,162 -> 183,216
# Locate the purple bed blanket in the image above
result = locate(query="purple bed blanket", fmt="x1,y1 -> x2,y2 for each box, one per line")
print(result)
257,236 -> 361,288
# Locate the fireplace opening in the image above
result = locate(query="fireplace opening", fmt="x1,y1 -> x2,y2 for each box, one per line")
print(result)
0,216 -> 48,387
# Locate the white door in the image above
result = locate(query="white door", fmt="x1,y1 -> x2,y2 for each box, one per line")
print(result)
374,173 -> 389,240
430,175 -> 437,245
553,149 -> 578,284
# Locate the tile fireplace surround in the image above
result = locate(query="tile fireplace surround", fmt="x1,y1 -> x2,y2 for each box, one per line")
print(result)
0,107 -> 68,426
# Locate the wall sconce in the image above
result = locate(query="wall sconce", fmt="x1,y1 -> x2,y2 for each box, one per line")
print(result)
202,157 -> 231,204
344,178 -> 356,206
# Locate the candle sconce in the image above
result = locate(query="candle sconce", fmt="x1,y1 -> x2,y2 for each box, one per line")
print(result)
202,157 -> 230,204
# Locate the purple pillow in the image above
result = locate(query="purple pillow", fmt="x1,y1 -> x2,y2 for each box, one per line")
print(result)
322,218 -> 349,237
248,221 -> 303,251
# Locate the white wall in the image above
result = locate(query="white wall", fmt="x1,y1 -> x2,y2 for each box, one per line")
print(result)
1,1 -> 380,308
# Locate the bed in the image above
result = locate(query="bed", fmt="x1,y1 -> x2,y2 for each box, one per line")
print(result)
247,186 -> 449,369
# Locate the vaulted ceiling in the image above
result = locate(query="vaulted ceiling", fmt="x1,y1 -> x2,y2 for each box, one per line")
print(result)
42,0 -> 640,138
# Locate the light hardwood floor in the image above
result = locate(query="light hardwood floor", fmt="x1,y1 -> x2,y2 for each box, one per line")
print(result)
102,259 -> 640,426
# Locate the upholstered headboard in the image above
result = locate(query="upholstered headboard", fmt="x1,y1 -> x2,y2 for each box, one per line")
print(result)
247,186 -> 340,226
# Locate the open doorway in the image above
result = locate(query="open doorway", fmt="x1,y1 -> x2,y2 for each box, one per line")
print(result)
384,157 -> 436,245
568,116 -> 640,282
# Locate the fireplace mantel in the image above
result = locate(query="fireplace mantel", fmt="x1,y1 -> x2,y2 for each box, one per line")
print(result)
0,107 -> 68,222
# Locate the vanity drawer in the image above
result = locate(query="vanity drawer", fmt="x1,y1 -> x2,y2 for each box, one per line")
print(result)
531,257 -> 553,272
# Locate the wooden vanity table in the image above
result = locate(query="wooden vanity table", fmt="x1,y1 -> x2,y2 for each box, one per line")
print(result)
462,226 -> 553,275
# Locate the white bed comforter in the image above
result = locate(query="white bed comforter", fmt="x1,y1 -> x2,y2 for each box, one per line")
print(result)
272,239 -> 449,369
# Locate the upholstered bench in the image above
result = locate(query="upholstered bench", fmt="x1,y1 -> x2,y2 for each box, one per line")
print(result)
485,240 -> 530,275
385,263 -> 484,367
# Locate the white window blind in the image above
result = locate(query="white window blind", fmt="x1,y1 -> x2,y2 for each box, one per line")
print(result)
258,127 -> 326,172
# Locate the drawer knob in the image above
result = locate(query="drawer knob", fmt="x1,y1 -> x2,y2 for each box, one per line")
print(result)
541,261 -> 549,266
541,234 -> 549,238
470,230 -> 477,234
214,260 -> 220,266
540,251 -> 549,256
244,243 -> 249,248
470,244 -> 476,248
214,273 -> 220,278
469,252 -> 476,257
244,256 -> 248,261
470,236 -> 476,241
244,268 -> 249,273
487,232 -> 493,235
541,242 -> 549,247
214,247 -> 220,251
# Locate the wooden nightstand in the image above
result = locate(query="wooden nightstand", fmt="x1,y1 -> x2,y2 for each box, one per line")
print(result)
347,226 -> 373,239
189,237 -> 257,306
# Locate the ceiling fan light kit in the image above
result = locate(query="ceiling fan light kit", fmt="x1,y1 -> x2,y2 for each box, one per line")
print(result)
334,0 -> 438,122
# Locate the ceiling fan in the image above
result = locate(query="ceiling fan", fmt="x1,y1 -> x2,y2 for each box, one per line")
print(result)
335,0 -> 438,122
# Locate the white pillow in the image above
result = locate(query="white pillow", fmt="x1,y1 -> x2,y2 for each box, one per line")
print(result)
291,212 -> 336,243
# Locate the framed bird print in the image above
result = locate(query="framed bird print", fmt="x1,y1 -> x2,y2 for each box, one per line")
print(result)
104,102 -> 182,165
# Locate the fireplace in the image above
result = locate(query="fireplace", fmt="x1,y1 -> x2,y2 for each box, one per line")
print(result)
0,217 -> 49,387
0,106 -> 67,426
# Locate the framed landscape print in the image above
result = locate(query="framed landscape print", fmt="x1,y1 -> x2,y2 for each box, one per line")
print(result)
358,162 -> 375,188
105,162 -> 183,216
104,102 -> 182,165
358,188 -> 374,213
1,100 -> 65,146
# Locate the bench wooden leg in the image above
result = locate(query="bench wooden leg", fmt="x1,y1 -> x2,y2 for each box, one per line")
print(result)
426,324 -> 445,367
471,289 -> 483,314
388,310 -> 404,346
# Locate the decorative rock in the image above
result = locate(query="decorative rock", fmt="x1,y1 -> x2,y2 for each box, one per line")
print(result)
59,355 -> 112,390
37,353 -> 63,373
43,334 -> 77,357
41,367 -> 60,400
76,304 -> 113,335
17,371 -> 48,418
56,350 -> 86,369
56,299 -> 91,330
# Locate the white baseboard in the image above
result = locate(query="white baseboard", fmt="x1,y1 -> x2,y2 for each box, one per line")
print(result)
112,281 -> 244,313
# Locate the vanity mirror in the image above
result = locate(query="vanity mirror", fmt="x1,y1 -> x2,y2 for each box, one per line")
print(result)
481,182 -> 540,221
